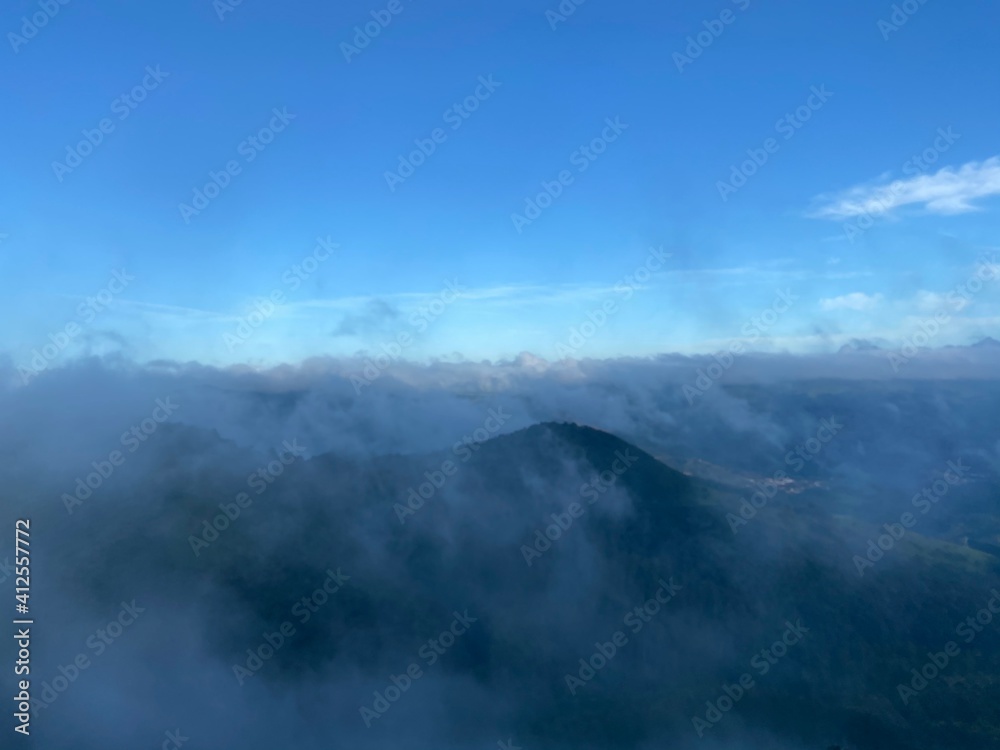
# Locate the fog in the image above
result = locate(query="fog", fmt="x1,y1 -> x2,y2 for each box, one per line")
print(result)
1,347 -> 998,750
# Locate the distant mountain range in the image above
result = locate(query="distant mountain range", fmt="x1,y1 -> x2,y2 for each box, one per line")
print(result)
45,419 -> 1000,749
838,337 -> 1000,353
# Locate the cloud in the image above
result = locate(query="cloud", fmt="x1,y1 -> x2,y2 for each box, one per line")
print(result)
809,156 -> 1000,219
819,292 -> 883,312
2,347 -> 1000,749
330,299 -> 401,338
913,290 -> 957,312
103,299 -> 238,323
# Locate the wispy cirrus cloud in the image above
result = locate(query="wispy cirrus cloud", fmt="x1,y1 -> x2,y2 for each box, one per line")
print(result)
108,299 -> 238,322
809,156 -> 1000,219
819,292 -> 883,312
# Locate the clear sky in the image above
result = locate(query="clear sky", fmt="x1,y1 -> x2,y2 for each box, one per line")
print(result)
2,0 -> 999,369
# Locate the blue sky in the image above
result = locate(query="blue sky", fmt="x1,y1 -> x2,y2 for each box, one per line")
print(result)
2,0 -> 999,369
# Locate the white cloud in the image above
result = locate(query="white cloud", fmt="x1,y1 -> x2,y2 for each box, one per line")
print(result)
810,156 -> 1000,219
819,292 -> 883,312
913,290 -> 960,312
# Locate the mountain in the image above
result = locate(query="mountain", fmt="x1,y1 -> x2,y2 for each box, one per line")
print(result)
838,339 -> 883,353
37,420 -> 1000,750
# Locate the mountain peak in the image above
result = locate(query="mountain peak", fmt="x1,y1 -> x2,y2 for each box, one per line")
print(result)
838,338 -> 881,353
972,336 -> 1000,348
